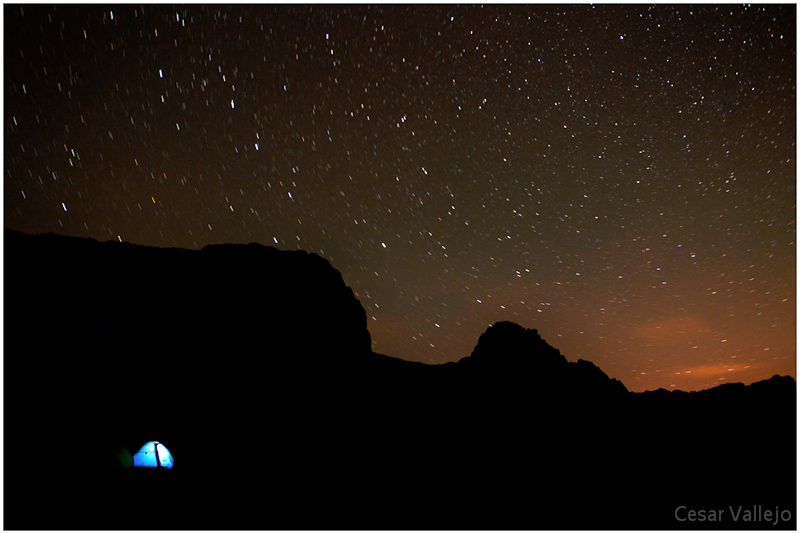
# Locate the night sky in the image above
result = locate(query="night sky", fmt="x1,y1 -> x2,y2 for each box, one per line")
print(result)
4,4 -> 795,392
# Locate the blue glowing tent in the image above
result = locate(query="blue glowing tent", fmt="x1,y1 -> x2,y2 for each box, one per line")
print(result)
132,441 -> 174,469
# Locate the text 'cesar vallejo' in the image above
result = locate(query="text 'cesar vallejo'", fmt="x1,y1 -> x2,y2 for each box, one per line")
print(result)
676,505 -> 791,526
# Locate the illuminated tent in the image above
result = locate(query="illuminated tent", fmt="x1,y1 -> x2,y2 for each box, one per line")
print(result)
132,441 -> 174,469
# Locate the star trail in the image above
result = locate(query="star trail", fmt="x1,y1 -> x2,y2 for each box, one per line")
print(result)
4,4 -> 795,391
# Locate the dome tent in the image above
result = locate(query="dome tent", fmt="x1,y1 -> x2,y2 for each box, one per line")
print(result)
132,441 -> 174,469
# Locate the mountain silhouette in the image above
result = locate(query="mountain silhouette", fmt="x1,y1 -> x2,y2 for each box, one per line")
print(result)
4,229 -> 795,529
461,320 -> 629,397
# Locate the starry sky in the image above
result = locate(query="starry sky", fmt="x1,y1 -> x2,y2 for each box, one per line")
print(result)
4,4 -> 796,392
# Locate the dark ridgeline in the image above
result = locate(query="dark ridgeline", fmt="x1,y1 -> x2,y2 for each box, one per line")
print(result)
4,229 -> 795,530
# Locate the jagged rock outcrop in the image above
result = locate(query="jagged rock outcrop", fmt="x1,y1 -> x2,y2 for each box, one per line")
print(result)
456,321 -> 628,403
462,320 -> 568,371
5,229 -> 371,371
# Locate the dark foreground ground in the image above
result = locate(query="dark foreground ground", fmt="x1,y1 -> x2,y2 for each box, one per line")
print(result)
5,230 -> 796,529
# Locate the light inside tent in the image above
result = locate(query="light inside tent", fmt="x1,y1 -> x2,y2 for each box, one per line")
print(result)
132,441 -> 174,469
